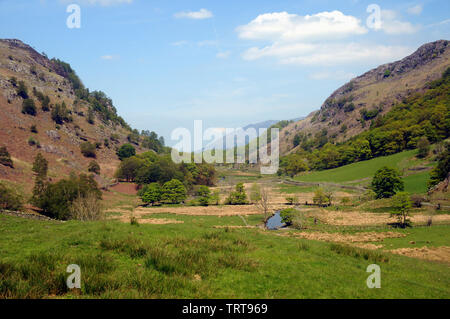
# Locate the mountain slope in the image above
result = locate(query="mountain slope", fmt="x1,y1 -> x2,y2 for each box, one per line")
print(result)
0,39 -> 139,188
279,40 -> 450,155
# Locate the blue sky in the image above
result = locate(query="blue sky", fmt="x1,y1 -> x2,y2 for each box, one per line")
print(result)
0,0 -> 449,144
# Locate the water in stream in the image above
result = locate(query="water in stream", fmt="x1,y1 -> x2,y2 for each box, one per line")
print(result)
266,211 -> 285,230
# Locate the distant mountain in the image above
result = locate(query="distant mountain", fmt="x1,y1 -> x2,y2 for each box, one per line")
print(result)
278,40 -> 450,155
202,120 -> 279,151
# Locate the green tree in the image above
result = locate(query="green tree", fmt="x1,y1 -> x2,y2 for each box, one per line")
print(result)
280,208 -> 296,226
0,147 -> 14,168
197,185 -> 211,206
416,137 -> 430,158
115,157 -> 144,182
117,143 -> 136,161
225,183 -> 248,205
391,192 -> 412,227
88,160 -> 100,174
141,183 -> 162,206
371,166 -> 404,199
161,179 -> 187,204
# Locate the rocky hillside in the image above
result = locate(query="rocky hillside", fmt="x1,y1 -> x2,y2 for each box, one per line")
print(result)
279,40 -> 450,155
0,39 -> 139,190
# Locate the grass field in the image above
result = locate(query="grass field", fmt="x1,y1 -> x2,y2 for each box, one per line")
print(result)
295,150 -> 420,184
294,150 -> 434,195
1,214 -> 449,299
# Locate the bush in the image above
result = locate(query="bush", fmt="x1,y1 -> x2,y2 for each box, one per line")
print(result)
161,179 -> 187,204
0,183 -> 23,211
225,183 -> 248,205
16,81 -> 28,99
80,142 -> 96,158
22,99 -> 37,116
285,197 -> 298,205
117,143 -> 136,161
88,160 -> 100,174
0,147 -> 14,168
371,166 -> 404,199
28,137 -> 40,148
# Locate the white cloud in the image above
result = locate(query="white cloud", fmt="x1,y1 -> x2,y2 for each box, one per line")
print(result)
237,11 -> 367,42
216,51 -> 231,59
101,55 -> 119,60
242,42 -> 413,66
407,5 -> 423,15
380,10 -> 420,34
60,0 -> 132,6
237,10 -> 416,67
174,8 -> 213,20
171,40 -> 189,47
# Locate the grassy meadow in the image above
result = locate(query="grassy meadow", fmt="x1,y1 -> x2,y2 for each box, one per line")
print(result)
1,213 -> 449,299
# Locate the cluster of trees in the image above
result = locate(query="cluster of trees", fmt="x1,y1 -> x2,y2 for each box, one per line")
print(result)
429,142 -> 450,189
279,67 -> 450,174
116,151 -> 217,189
139,179 -> 187,205
30,153 -> 102,220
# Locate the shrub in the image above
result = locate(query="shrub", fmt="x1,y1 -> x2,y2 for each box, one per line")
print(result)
80,142 -> 96,158
225,183 -> 248,205
22,99 -> 37,116
0,183 -> 23,211
371,166 -> 404,199
28,137 -> 40,148
30,125 -> 38,133
51,103 -> 69,124
16,81 -> 28,99
0,147 -> 14,168
117,143 -> 136,161
161,179 -> 187,204
88,161 -> 100,174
